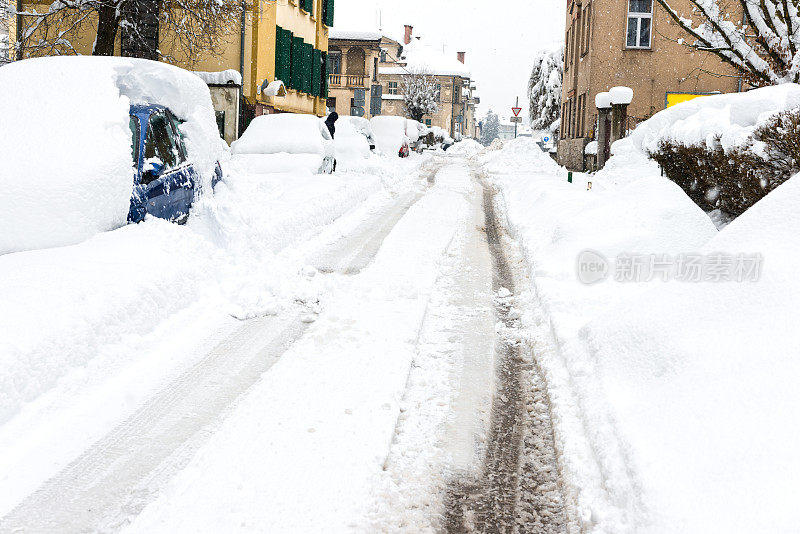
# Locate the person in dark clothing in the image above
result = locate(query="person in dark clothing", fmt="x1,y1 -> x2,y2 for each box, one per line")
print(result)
324,112 -> 338,138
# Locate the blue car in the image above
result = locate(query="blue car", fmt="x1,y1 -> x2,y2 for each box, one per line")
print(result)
128,104 -> 222,223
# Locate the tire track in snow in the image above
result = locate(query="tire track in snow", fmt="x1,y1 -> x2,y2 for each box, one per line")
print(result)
444,172 -> 568,533
0,165 -> 439,533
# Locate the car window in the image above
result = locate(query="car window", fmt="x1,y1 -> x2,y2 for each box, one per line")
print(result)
166,110 -> 189,160
144,111 -> 185,171
129,116 -> 140,166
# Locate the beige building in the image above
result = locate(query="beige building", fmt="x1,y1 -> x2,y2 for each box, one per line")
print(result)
326,30 -> 383,119
0,0 -> 10,64
376,26 -> 478,139
558,0 -> 743,169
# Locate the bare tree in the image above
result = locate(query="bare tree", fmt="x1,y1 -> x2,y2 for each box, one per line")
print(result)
15,0 -> 243,66
655,0 -> 800,85
401,69 -> 439,122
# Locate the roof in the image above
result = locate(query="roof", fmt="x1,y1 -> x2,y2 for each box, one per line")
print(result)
390,38 -> 471,78
328,30 -> 383,42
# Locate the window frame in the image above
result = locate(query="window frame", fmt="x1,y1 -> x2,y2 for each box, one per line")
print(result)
626,0 -> 653,49
387,81 -> 398,95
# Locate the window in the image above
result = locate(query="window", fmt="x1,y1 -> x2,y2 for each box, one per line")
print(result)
143,111 -> 185,183
388,81 -> 398,95
373,57 -> 379,81
370,84 -> 383,115
627,0 -> 652,49
425,119 -> 432,127
582,4 -> 591,55
326,97 -> 336,112
434,84 -> 441,102
328,48 -> 341,74
346,47 -> 365,75
380,49 -> 387,62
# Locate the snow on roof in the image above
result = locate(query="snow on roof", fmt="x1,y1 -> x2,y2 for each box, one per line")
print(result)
392,38 -> 471,78
328,29 -> 383,41
192,69 -> 242,86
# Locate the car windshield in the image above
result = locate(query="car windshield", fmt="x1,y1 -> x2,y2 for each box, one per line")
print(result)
144,111 -> 185,170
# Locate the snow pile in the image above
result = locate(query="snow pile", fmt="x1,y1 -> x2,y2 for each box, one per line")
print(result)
370,116 -> 409,156
192,69 -> 243,86
584,140 -> 598,155
447,138 -> 483,156
479,136 -> 560,175
0,57 -> 134,255
631,83 -> 800,153
608,86 -> 633,105
581,174 -> 800,533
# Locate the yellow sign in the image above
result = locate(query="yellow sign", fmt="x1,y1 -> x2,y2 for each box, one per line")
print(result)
665,92 -> 719,108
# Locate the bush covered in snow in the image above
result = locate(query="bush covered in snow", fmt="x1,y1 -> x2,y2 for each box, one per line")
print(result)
527,46 -> 563,131
637,84 -> 800,216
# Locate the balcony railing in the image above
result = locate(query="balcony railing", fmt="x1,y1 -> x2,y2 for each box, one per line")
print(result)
328,74 -> 369,88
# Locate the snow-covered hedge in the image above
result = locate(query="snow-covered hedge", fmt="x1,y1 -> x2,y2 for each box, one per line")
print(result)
635,84 -> 800,216
0,56 -> 226,255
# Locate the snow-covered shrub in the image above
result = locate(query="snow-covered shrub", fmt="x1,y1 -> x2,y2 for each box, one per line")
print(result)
651,109 -> 800,216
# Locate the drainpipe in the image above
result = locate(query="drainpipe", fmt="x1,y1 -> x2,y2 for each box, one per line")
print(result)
238,0 -> 246,137
15,0 -> 22,60
451,75 -> 456,138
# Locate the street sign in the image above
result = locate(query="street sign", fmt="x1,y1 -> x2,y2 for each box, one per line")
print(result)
510,116 -> 523,123
512,107 -> 522,117
543,136 -> 550,143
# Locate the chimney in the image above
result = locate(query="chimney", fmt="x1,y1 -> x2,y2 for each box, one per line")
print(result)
404,25 -> 413,45
457,51 -> 466,64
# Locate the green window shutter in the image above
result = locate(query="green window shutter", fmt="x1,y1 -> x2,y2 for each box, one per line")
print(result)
304,43 -> 313,94
275,27 -> 288,85
292,36 -> 303,90
312,49 -> 322,96
322,52 -> 329,98
324,0 -> 334,27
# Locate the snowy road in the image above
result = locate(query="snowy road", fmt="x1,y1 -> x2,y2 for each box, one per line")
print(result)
1,154 -> 568,533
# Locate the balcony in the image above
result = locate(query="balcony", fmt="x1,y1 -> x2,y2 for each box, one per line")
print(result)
328,74 -> 369,88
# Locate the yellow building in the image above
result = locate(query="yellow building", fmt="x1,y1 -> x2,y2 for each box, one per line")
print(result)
15,0 -> 334,138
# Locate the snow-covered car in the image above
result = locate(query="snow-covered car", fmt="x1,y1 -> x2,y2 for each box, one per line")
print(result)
333,117 -> 372,163
0,56 -> 228,255
405,120 -> 429,151
231,114 -> 335,174
339,116 -> 376,150
370,116 -> 412,158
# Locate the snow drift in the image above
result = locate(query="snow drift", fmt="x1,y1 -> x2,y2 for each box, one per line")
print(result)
0,56 -> 227,255
582,174 -> 800,533
370,116 -> 409,156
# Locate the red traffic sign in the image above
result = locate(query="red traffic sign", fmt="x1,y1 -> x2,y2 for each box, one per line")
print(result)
512,107 -> 522,117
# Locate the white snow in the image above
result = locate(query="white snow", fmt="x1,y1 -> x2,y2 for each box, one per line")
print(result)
192,69 -> 243,86
333,116 -> 371,163
328,29 -> 383,41
232,114 -> 331,157
584,140 -> 598,155
631,83 -> 800,153
0,57 -> 133,255
595,91 -> 612,109
609,85 -> 633,105
479,135 -> 800,533
447,139 -> 483,156
382,38 -> 471,78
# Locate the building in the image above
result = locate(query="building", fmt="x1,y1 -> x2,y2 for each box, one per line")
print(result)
326,30 -> 383,119
14,0 -> 335,139
558,0 -> 742,169
377,25 -> 478,139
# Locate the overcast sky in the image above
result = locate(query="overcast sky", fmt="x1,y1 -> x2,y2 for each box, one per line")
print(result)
334,0 -> 565,121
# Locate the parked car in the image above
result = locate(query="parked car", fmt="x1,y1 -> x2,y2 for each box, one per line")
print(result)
0,56 -> 228,255
231,114 -> 335,174
128,104 -> 222,223
333,116 -> 375,163
370,116 -> 413,158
